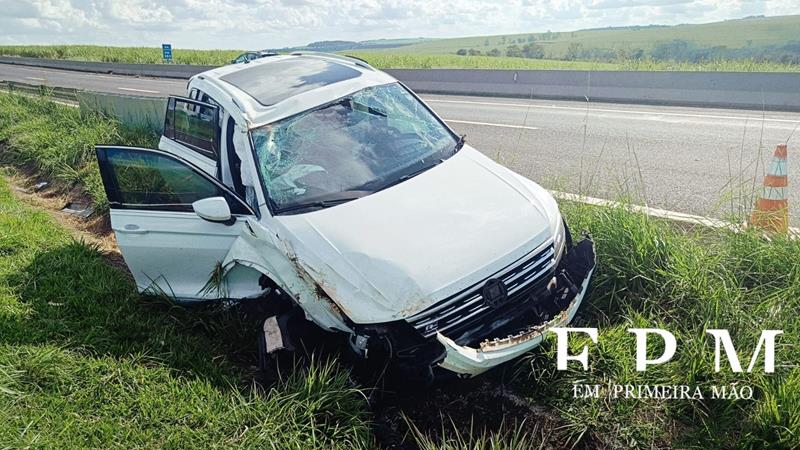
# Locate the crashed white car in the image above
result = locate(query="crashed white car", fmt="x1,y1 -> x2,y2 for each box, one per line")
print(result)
95,53 -> 596,383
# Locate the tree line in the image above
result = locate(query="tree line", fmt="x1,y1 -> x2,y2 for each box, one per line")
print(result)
455,39 -> 800,65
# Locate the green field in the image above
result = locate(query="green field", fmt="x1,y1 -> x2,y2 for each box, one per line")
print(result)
1,92 -> 799,448
0,44 -> 241,65
1,15 -> 799,72
376,15 -> 800,58
346,52 -> 800,72
345,52 -> 620,70
1,45 -> 798,72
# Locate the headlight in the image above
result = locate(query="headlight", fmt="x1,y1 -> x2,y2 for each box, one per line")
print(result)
553,217 -> 567,263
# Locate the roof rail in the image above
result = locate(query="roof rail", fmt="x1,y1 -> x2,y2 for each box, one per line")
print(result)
289,51 -> 375,71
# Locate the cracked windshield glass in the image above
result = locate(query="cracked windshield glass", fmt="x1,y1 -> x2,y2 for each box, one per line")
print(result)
251,83 -> 457,213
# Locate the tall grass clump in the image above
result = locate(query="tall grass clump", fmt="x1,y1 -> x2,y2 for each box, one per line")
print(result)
515,200 -> 800,448
0,92 -> 157,208
0,45 -> 242,65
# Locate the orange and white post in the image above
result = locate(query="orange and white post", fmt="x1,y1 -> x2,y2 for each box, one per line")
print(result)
751,144 -> 789,234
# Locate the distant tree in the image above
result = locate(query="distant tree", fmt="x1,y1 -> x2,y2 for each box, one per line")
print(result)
456,48 -> 468,56
565,42 -> 583,60
500,37 -> 506,44
528,35 -> 536,43
488,48 -> 501,57
468,48 -> 482,56
484,39 -> 490,46
651,40 -> 692,61
522,43 -> 545,59
506,45 -> 523,58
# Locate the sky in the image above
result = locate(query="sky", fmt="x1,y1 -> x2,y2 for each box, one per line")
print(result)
0,0 -> 798,49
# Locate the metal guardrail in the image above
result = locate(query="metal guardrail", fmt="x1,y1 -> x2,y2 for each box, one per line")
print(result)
2,56 -> 800,111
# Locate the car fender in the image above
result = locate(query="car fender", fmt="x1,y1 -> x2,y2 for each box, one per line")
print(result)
220,218 -> 352,332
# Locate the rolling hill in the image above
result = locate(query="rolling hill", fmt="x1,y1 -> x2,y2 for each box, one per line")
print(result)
365,14 -> 800,60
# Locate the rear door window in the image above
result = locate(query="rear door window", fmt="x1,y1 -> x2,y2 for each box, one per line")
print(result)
163,97 -> 220,160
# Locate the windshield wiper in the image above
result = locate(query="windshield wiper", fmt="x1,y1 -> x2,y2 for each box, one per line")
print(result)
454,134 -> 467,153
375,159 -> 444,193
276,193 -> 369,214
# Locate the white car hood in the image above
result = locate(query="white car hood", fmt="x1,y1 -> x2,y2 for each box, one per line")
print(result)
276,147 -> 560,324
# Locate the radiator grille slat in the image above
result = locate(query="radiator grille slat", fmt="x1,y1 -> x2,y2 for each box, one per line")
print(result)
408,242 -> 556,338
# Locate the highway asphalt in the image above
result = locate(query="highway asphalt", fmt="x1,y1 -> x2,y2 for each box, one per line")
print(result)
3,63 -> 799,225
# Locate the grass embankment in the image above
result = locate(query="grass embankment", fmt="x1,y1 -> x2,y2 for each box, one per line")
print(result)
0,96 -> 374,448
0,92 -> 798,448
524,201 -> 800,448
0,93 -> 157,210
2,45 -> 799,72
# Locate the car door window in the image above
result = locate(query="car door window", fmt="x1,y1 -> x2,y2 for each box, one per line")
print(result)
97,146 -> 251,214
163,97 -> 220,160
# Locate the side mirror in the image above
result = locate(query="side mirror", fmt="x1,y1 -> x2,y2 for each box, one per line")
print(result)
192,197 -> 235,225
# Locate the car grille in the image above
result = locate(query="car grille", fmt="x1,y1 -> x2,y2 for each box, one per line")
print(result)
407,241 -> 557,339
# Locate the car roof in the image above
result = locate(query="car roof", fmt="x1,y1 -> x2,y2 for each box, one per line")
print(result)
221,57 -> 363,106
192,53 -> 397,129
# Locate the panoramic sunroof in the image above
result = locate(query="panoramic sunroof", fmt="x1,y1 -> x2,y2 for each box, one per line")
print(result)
220,58 -> 362,106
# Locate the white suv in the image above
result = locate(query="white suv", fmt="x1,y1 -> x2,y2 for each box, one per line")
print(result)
95,53 -> 596,383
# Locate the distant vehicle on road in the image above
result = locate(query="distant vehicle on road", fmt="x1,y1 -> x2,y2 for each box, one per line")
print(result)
231,50 -> 278,64
94,52 -> 595,384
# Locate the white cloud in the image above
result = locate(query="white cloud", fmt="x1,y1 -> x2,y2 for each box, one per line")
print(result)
0,0 -> 797,48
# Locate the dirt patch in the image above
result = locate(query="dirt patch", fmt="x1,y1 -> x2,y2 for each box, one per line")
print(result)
5,170 -> 129,275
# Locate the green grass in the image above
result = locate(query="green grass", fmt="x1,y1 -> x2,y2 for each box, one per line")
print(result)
0,92 -> 158,209
1,92 -> 798,448
517,201 -> 800,448
346,52 -> 620,70
348,52 -> 800,72
4,45 -> 795,72
0,44 -> 241,65
377,15 -> 800,58
0,175 -> 375,448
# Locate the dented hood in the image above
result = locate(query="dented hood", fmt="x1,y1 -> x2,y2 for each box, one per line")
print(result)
276,147 -> 560,324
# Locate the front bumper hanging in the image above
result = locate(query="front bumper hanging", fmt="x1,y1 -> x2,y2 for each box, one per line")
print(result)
436,236 -> 596,376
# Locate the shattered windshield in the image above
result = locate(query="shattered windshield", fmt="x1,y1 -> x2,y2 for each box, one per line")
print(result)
251,83 -> 458,214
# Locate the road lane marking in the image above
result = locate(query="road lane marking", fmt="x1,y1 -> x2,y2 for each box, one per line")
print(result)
445,119 -> 539,130
426,98 -> 800,124
25,77 -> 45,81
549,190 -> 799,237
117,87 -> 160,94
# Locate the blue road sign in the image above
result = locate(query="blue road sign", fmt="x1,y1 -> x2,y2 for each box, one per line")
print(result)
162,44 -> 172,61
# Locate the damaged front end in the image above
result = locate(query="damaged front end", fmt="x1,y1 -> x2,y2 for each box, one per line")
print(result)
348,229 -> 596,383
